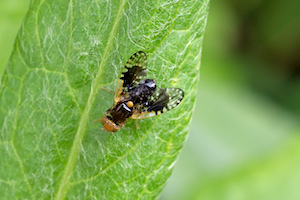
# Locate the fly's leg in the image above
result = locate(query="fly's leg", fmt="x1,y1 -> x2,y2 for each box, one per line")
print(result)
102,87 -> 114,94
135,119 -> 140,129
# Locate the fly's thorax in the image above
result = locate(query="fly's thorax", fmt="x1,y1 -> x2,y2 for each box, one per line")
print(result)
109,102 -> 134,125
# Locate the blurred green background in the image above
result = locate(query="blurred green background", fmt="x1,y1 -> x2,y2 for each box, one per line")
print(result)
1,0 -> 300,199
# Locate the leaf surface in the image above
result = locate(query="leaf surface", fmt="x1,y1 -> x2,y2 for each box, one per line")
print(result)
0,0 -> 209,199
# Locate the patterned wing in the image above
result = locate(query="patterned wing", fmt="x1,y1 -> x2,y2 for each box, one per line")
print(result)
114,51 -> 148,102
131,88 -> 184,119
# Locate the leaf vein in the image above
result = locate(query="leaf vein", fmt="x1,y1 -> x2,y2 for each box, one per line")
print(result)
70,117 -> 160,185
35,0 -> 46,66
10,141 -> 34,199
54,0 -> 128,199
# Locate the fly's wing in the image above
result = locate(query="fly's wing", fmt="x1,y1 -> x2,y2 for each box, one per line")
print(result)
131,88 -> 184,119
114,51 -> 148,102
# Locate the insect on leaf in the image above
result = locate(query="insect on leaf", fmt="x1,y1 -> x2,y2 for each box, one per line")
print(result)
0,0 -> 210,199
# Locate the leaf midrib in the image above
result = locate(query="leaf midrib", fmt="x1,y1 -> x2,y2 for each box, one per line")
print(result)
54,0 -> 127,199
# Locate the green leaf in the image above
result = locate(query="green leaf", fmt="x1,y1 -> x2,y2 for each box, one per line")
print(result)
0,0 -> 209,199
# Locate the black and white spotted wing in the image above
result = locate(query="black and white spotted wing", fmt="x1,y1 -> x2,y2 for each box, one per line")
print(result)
132,88 -> 184,119
114,51 -> 148,102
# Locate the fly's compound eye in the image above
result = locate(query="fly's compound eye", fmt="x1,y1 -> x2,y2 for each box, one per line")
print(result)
127,101 -> 134,108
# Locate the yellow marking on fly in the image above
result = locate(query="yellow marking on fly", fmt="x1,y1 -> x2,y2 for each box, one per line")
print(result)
127,101 -> 134,108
